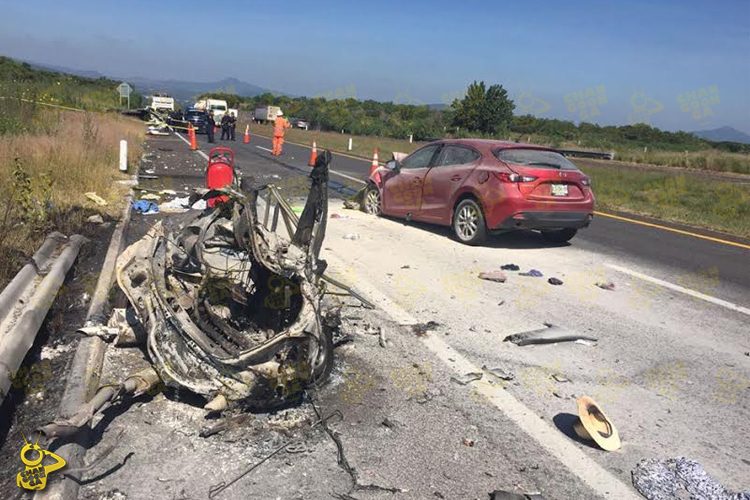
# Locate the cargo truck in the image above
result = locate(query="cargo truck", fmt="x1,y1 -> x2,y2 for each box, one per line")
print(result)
254,106 -> 282,123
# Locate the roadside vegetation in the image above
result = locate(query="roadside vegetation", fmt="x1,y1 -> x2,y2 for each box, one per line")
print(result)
0,99 -> 143,288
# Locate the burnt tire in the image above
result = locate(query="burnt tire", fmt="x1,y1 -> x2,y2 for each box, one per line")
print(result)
363,184 -> 382,215
541,228 -> 578,243
452,198 -> 487,245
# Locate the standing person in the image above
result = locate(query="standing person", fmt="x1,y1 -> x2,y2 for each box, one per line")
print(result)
229,112 -> 237,141
220,113 -> 230,141
272,111 -> 291,156
206,110 -> 216,143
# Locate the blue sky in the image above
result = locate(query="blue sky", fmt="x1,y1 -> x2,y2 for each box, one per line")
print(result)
1,0 -> 748,132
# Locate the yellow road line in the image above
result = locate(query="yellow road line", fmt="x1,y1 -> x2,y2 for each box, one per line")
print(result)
594,211 -> 750,250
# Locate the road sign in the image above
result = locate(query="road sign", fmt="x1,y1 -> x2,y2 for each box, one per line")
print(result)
117,82 -> 132,98
117,82 -> 132,109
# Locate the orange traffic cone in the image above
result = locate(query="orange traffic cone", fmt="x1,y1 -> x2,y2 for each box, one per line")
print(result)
188,123 -> 198,151
369,148 -> 379,175
308,141 -> 318,167
243,124 -> 251,144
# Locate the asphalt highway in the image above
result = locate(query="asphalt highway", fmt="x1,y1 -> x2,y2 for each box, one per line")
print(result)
203,131 -> 750,309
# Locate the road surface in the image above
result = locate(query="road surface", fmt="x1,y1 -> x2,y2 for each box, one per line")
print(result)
64,132 -> 749,500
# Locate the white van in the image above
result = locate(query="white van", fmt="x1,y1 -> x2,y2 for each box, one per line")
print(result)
194,99 -> 229,122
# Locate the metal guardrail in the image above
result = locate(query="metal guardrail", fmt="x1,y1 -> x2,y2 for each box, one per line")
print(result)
557,148 -> 615,161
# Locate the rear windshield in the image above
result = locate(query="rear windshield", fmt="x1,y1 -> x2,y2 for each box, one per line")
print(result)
495,148 -> 578,170
186,111 -> 205,117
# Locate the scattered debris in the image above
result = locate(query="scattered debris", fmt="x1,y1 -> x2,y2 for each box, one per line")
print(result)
342,233 -> 360,240
450,372 -> 483,385
131,200 -> 159,214
547,277 -> 563,285
632,457 -> 750,500
482,365 -> 514,381
159,189 -> 177,196
478,270 -> 507,283
504,324 -> 598,346
381,417 -> 398,429
489,489 -> 545,499
462,437 -> 475,447
573,396 -> 621,451
595,281 -> 616,291
401,264 -> 411,269
84,192 -> 107,206
551,373 -> 571,383
497,300 -> 505,306
501,263 -> 520,271
76,324 -> 119,341
519,269 -> 543,277
378,327 -> 387,348
412,321 -> 441,337
86,214 -> 104,224
139,193 -> 161,201
575,339 -> 597,346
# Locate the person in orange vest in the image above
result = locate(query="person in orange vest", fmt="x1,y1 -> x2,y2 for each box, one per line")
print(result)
272,111 -> 291,156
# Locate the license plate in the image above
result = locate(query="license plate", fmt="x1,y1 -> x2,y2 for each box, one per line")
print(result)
551,184 -> 568,196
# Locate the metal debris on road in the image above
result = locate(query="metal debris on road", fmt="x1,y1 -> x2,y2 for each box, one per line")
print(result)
547,277 -> 564,285
631,457 -> 750,500
503,324 -> 598,346
450,372 -> 483,385
199,414 -> 254,438
462,437 -> 475,447
551,373 -> 571,383
489,489 -> 545,499
595,281 -> 616,290
478,270 -> 508,283
342,233 -> 360,240
482,365 -> 515,381
500,264 -> 520,271
519,269 -> 543,277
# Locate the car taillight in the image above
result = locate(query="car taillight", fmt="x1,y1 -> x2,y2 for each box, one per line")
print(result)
493,172 -> 537,183
581,176 -> 591,186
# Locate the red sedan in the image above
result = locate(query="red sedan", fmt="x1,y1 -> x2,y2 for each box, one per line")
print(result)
363,139 -> 595,245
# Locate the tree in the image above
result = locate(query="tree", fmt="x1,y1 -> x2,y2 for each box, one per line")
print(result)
451,81 -> 515,134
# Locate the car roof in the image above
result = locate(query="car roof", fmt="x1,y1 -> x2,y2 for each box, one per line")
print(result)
433,138 -> 557,153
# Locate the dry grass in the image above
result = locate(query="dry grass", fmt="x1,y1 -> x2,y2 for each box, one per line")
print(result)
0,110 -> 143,287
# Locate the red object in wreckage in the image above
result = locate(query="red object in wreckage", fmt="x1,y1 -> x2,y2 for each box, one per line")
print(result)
206,146 -> 236,207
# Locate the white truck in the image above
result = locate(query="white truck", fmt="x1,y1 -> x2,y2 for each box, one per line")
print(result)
148,94 -> 175,112
194,99 -> 229,122
254,106 -> 281,123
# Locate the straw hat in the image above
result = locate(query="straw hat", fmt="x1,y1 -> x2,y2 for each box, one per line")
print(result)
574,396 -> 621,451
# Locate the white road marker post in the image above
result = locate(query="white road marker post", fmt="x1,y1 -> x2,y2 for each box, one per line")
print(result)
409,134 -> 413,143
348,137 -> 353,151
119,140 -> 128,172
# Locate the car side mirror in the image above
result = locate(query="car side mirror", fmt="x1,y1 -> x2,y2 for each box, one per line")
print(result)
386,159 -> 400,173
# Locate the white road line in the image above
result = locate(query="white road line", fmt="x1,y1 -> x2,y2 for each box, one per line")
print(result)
605,263 -> 750,316
253,144 -> 366,185
325,255 -> 639,499
174,131 -> 209,160
255,145 -> 273,153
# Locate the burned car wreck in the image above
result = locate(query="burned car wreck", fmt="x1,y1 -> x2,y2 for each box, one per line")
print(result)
39,152 -> 349,441
119,153 -> 335,411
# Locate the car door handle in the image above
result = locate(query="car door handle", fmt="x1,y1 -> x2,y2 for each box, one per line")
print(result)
450,175 -> 462,181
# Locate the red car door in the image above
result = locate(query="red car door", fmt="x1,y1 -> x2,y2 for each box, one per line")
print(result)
418,145 -> 481,224
382,144 -> 442,218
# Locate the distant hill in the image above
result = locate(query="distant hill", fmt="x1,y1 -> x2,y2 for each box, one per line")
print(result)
693,126 -> 750,145
26,59 -> 275,104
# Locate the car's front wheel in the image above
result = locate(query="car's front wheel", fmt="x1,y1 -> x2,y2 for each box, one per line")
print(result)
452,199 -> 487,245
541,228 -> 577,243
363,184 -> 382,215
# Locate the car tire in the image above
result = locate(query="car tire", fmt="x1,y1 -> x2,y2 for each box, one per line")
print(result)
363,184 -> 382,215
541,228 -> 577,243
452,199 -> 487,245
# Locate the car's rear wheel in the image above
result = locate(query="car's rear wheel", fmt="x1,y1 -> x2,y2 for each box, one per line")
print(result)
363,184 -> 381,215
541,228 -> 578,243
453,199 -> 487,245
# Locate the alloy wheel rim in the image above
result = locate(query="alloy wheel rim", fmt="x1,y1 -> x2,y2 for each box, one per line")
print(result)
365,189 -> 381,214
456,204 -> 478,240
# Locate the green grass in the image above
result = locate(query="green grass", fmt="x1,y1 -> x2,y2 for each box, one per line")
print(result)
582,165 -> 750,238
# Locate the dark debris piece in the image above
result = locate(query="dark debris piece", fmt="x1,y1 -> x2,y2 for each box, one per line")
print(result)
500,263 -> 520,271
412,321 -> 441,337
548,277 -> 563,285
519,269 -> 543,277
